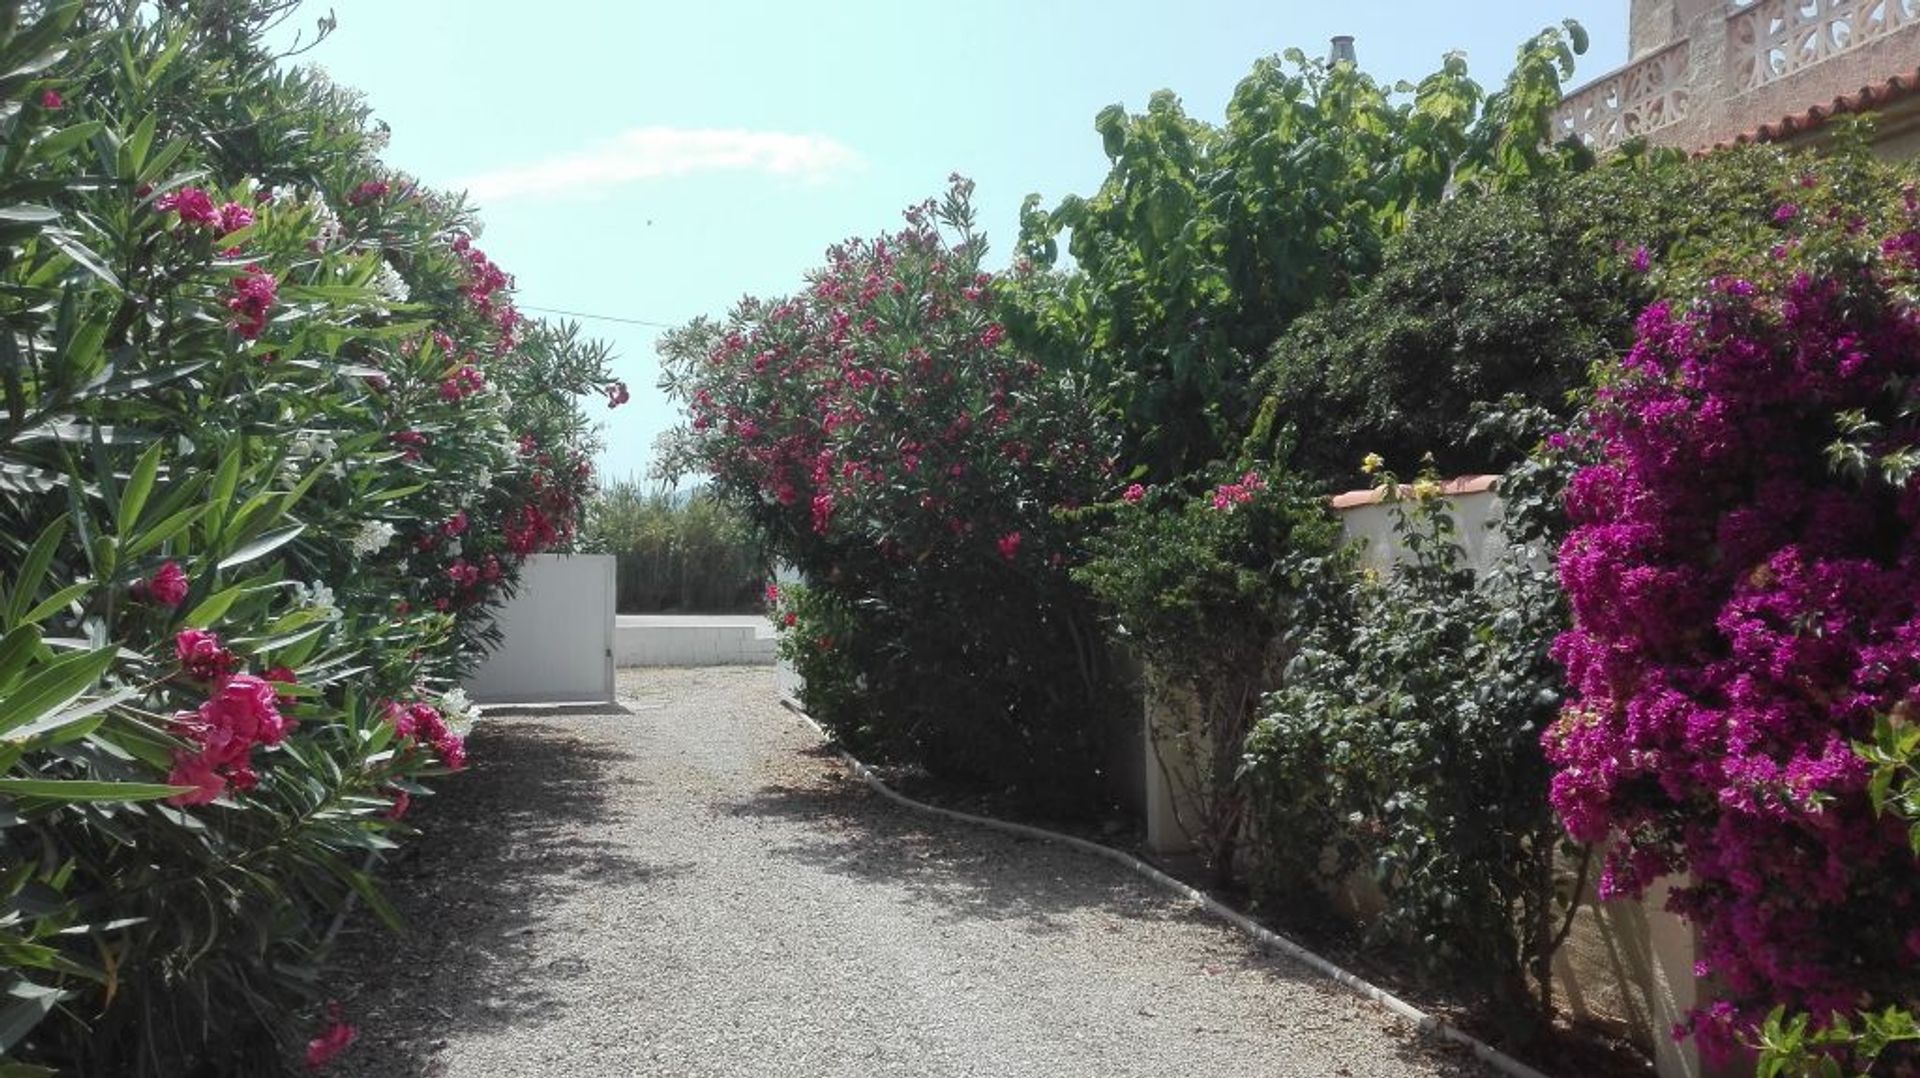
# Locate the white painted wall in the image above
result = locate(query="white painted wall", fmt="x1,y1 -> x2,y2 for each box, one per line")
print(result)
614,615 -> 777,667
465,554 -> 616,705
1337,488 -> 1510,574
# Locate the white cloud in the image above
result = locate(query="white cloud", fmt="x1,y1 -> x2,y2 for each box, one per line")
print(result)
460,127 -> 862,202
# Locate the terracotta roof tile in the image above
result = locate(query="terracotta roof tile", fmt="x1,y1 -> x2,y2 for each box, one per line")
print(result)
1328,474 -> 1498,511
1713,66 -> 1920,150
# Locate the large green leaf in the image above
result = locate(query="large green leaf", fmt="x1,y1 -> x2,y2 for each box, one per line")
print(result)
3,517 -> 65,627
0,647 -> 114,739
217,523 -> 303,571
0,780 -> 183,802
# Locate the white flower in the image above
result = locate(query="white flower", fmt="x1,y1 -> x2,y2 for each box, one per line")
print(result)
291,580 -> 343,622
373,261 -> 410,303
445,539 -> 463,559
350,520 -> 396,557
289,431 -> 338,462
438,687 -> 480,735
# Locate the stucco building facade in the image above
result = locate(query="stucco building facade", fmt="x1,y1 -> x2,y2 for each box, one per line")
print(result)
1557,0 -> 1920,156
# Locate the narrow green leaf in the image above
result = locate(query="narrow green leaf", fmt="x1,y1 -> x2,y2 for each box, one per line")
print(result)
0,626 -> 41,691
217,524 -> 303,571
0,647 -> 115,738
4,517 -> 65,627
19,579 -> 91,626
122,502 -> 208,559
116,441 -> 163,538
0,779 -> 184,802
4,688 -> 130,743
181,584 -> 243,629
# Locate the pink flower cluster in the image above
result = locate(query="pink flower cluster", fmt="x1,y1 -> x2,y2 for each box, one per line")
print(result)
153,187 -> 253,234
1209,471 -> 1266,511
449,234 -> 521,348
438,363 -> 486,403
167,631 -> 297,805
383,700 -> 467,770
346,180 -> 389,207
1549,215 -> 1920,1059
228,265 -> 277,339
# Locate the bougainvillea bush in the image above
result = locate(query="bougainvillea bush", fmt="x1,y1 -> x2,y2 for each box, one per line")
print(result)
660,179 -> 1125,803
0,3 -> 619,1073
1547,172 -> 1920,1066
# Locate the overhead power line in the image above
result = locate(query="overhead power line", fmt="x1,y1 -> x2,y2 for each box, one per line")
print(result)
519,304 -> 677,329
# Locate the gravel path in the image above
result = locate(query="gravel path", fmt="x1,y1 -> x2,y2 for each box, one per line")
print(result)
324,666 -> 1487,1077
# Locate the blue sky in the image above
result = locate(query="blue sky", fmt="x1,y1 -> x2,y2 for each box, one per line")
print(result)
273,1 -> 1628,485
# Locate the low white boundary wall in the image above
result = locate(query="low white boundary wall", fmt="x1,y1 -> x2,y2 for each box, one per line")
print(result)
465,554 -> 616,705
614,615 -> 777,667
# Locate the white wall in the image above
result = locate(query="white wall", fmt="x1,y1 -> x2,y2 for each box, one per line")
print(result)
465,554 -> 616,705
1336,485 -> 1510,574
614,616 -> 777,667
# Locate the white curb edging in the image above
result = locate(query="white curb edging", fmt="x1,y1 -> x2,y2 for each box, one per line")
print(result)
780,699 -> 1555,1078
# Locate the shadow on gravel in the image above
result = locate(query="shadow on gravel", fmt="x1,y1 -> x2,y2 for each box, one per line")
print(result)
732,775 -> 1494,1077
325,718 -> 688,1078
728,777 -> 1237,940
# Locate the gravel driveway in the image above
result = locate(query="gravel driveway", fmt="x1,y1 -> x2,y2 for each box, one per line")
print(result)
323,666 -> 1486,1077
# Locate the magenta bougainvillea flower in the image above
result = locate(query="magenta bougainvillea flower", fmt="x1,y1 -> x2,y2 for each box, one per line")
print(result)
1549,207 -> 1920,1059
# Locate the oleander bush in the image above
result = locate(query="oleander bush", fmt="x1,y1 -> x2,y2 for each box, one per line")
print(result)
659,179 -> 1126,804
583,480 -> 766,613
0,2 -> 618,1073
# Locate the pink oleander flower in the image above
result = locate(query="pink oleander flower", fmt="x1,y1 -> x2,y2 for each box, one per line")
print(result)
227,265 -> 277,339
1122,483 -> 1146,504
436,734 -> 467,770
385,787 -> 410,820
438,364 -> 486,403
305,1006 -> 357,1070
606,380 -> 630,409
216,201 -> 254,234
765,583 -> 780,604
144,560 -> 190,607
174,629 -> 235,680
1630,245 -> 1651,274
154,186 -> 219,228
347,180 -> 389,206
996,531 -> 1022,562
447,559 -> 479,588
262,665 -> 299,704
166,751 -> 225,806
39,89 -> 61,110
442,511 -> 468,537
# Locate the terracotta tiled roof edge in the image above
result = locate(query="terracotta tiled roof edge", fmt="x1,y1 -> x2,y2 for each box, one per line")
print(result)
1328,474 -> 1498,510
1712,66 -> 1920,150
